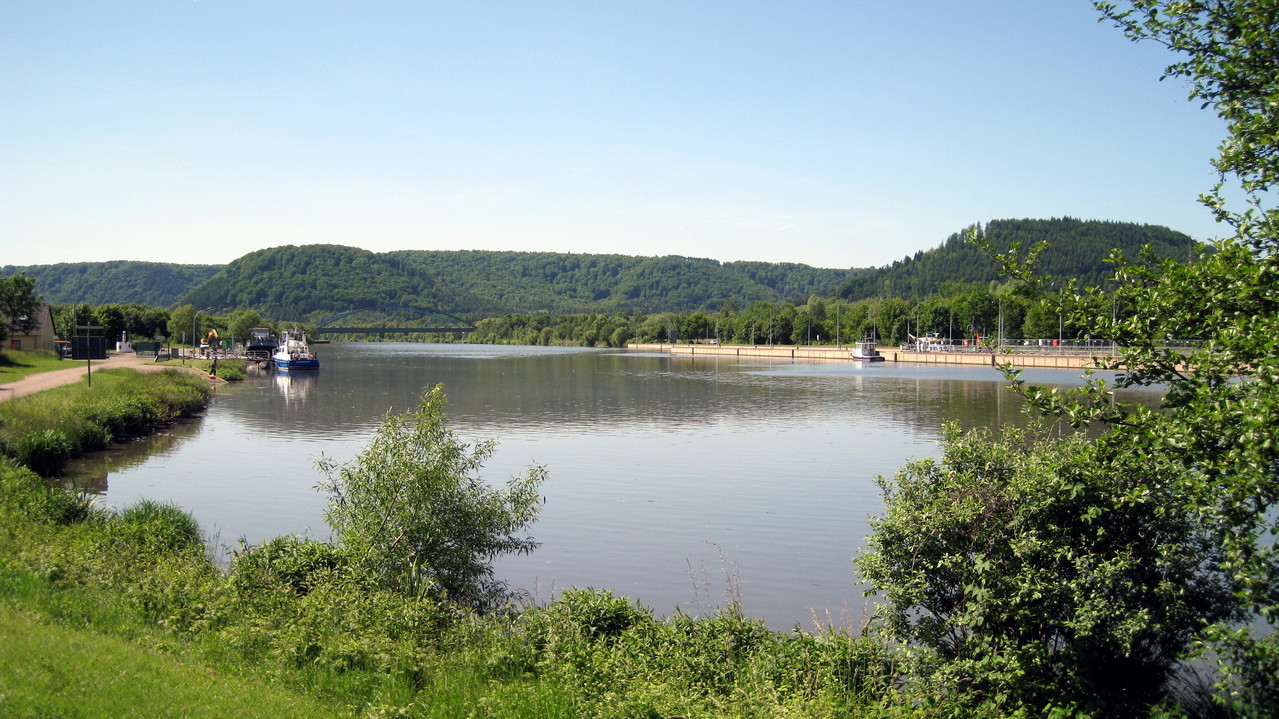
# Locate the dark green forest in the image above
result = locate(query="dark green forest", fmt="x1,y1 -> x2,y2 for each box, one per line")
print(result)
5,218 -> 1198,325
0,261 -> 221,307
836,218 -> 1197,300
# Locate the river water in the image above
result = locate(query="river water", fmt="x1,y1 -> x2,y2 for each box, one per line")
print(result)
64,343 -> 1120,630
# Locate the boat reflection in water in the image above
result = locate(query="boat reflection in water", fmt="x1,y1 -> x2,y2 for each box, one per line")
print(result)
274,370 -> 317,405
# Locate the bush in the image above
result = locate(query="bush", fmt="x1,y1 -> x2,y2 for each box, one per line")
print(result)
857,423 -> 1240,716
14,429 -> 74,477
230,535 -> 348,595
315,384 -> 545,610
0,459 -> 101,525
110,500 -> 204,556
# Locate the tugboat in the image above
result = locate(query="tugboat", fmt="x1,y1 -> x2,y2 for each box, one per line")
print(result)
273,330 -> 319,371
245,328 -> 278,361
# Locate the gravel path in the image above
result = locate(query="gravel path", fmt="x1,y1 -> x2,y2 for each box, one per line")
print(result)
0,354 -> 213,403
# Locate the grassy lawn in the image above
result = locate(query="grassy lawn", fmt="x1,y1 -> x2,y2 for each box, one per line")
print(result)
0,350 -> 72,383
0,607 -> 344,719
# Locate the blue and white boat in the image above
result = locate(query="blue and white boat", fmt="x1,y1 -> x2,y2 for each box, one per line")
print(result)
273,330 -> 319,371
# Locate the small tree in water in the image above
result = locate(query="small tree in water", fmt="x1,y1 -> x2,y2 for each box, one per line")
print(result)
315,384 -> 545,610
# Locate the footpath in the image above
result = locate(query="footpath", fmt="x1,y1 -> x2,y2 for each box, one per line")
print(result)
0,354 -> 214,403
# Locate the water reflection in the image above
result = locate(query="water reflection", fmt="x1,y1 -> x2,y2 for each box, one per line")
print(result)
61,343 -> 1154,630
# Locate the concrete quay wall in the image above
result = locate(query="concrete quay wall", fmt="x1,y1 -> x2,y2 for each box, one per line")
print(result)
627,343 -> 1099,370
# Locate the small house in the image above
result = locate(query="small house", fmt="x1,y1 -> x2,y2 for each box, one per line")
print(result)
6,303 -> 58,352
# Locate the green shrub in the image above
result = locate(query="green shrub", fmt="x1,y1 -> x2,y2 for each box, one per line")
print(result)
230,535 -> 348,595
0,459 -> 101,525
545,588 -> 653,642
212,359 -> 247,381
110,500 -> 203,556
14,429 -> 73,477
316,384 -> 545,609
857,423 -> 1240,716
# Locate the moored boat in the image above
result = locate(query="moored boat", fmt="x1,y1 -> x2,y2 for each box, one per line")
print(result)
274,330 -> 319,371
245,328 -> 278,360
851,340 -> 885,362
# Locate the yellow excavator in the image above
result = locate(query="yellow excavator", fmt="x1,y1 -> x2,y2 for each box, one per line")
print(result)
200,329 -> 219,354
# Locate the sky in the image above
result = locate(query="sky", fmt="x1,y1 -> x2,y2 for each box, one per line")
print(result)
2,1 -> 1232,271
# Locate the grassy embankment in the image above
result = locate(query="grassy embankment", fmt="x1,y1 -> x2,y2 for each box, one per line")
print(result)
0,349 -> 71,382
0,365 -> 213,477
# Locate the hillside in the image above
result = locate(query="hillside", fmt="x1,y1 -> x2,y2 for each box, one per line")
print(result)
178,244 -> 477,320
4,218 -> 1201,317
0,261 -> 221,307
179,247 -> 856,319
836,218 -> 1198,300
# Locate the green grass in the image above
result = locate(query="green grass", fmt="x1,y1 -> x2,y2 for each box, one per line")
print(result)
0,369 -> 212,476
0,350 -> 72,382
0,606 -> 344,719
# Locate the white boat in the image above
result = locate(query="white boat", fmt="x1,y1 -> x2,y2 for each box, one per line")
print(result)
273,330 -> 319,371
851,340 -> 885,362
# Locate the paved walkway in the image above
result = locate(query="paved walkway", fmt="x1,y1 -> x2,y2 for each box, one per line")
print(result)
0,354 -> 213,403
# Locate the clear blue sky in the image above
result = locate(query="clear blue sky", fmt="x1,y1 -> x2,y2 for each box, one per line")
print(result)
2,1 -> 1229,270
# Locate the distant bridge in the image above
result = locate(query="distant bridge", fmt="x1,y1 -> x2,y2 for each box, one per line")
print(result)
314,306 -> 476,335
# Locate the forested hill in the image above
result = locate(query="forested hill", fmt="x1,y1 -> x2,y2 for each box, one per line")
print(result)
6,218 -> 1200,317
836,218 -> 1198,300
179,246 -> 857,319
178,245 -> 477,320
0,261 -> 221,307
382,250 -> 858,316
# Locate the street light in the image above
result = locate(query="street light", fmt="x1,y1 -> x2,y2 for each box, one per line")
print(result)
190,308 -> 212,364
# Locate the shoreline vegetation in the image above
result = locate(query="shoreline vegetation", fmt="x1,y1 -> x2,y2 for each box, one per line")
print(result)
0,375 -> 898,718
0,362 -> 215,477
0,362 -> 1260,718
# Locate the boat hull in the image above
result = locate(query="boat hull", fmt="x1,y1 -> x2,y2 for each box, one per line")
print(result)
275,356 -> 319,371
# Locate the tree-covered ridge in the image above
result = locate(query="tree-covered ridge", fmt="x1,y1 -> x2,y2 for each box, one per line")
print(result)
386,249 -> 856,315
185,245 -> 855,320
179,245 -> 482,321
7,218 -> 1195,318
0,261 -> 221,307
836,218 -> 1198,300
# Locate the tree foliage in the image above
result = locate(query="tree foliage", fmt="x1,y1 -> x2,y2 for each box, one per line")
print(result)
315,385 -> 545,610
7,221 -> 1159,321
0,273 -> 41,346
857,2 -> 1279,714
0,261 -> 220,307
858,424 -> 1238,714
835,218 -> 1196,301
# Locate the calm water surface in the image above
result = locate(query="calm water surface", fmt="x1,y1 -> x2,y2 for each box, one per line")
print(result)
66,343 -> 1122,629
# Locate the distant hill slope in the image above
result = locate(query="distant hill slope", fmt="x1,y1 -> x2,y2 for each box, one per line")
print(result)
385,250 -> 858,316
836,218 -> 1198,300
179,244 -> 476,320
5,218 -> 1200,316
1,261 -> 221,307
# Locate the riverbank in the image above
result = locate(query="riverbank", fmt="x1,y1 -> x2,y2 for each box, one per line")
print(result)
0,367 -> 214,476
628,342 -> 1103,369
0,352 -> 215,403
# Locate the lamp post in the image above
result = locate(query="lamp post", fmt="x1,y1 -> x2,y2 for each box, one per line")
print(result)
191,308 -> 211,364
